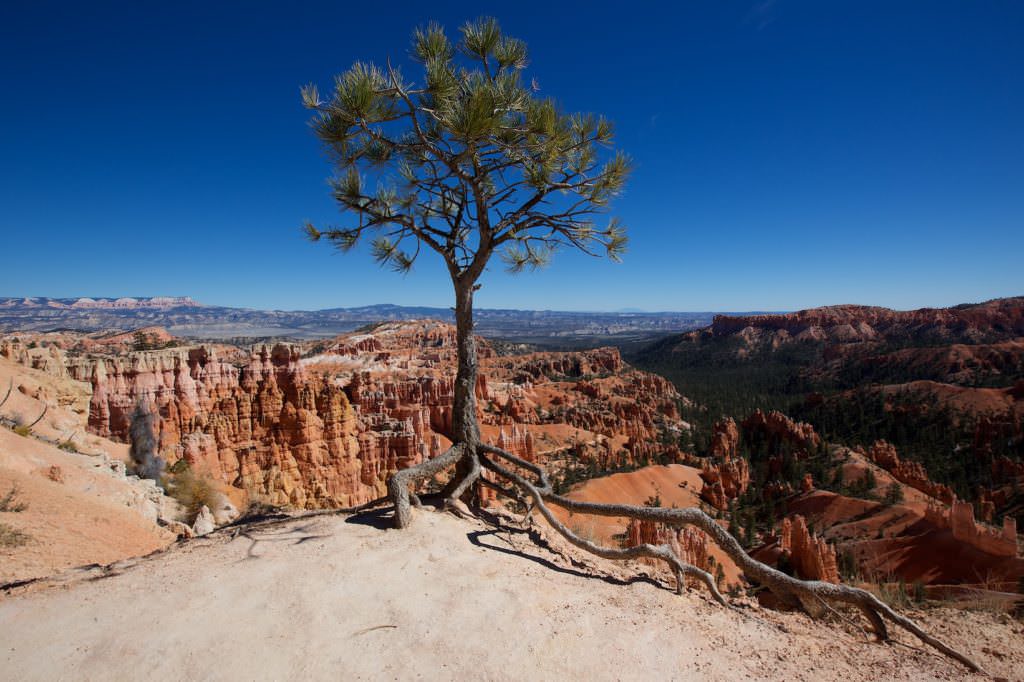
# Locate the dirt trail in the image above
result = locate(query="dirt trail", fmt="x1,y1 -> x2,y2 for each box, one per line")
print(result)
2,510 -> 1021,681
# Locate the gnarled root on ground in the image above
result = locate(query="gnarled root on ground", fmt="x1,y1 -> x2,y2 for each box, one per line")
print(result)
388,442 -> 984,674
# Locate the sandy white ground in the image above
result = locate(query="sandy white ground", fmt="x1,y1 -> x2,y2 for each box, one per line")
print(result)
2,509 -> 1022,681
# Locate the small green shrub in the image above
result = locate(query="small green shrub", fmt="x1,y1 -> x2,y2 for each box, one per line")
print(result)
878,580 -> 911,608
0,522 -> 30,548
167,469 -> 221,523
569,521 -> 599,544
0,485 -> 28,513
912,580 -> 927,603
884,482 -> 905,505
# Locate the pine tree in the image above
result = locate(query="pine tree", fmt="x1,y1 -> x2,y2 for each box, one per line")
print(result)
302,17 -> 628,526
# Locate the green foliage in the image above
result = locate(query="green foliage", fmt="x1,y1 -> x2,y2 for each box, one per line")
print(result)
12,424 -> 31,437
303,17 -> 629,280
550,444 -> 662,493
878,579 -> 914,609
742,509 -> 758,548
884,482 -> 905,505
132,330 -> 155,351
131,331 -> 179,351
630,328 -> 1023,520
841,468 -> 878,501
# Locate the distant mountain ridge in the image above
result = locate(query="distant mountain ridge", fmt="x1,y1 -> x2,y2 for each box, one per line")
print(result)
0,296 -> 732,344
1,296 -> 202,310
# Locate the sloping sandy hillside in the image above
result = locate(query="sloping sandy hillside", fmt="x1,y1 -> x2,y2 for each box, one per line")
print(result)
2,509 -> 1021,681
0,356 -> 176,583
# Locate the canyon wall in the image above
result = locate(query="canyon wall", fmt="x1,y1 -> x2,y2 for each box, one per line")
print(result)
27,321 -> 688,509
709,298 -> 1024,342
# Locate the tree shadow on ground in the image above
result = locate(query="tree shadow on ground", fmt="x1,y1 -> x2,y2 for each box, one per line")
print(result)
466,525 -> 670,593
343,494 -> 448,530
343,505 -> 398,530
235,522 -> 332,561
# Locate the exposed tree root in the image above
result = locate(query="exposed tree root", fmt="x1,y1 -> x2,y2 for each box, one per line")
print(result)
443,449 -> 481,509
386,442 -> 984,672
388,444 -> 465,529
461,444 -> 985,674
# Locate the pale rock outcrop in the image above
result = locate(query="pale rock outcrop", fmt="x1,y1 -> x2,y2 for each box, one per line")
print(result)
192,505 -> 215,536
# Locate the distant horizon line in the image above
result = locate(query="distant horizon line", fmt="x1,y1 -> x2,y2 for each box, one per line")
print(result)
1,294 -> 1021,316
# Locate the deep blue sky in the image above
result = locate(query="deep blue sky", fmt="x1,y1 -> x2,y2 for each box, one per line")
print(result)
1,1 -> 1021,312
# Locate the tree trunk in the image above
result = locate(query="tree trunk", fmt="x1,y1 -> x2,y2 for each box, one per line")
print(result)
442,278 -> 482,505
388,275 -> 482,527
450,278 -> 480,448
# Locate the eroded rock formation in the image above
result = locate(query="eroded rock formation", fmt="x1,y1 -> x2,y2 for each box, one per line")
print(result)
708,298 -> 1024,345
625,518 -> 711,573
924,501 -> 1019,558
709,417 -> 739,459
741,410 -> 820,458
779,514 -> 839,583
862,440 -> 955,504
70,321 -> 688,508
